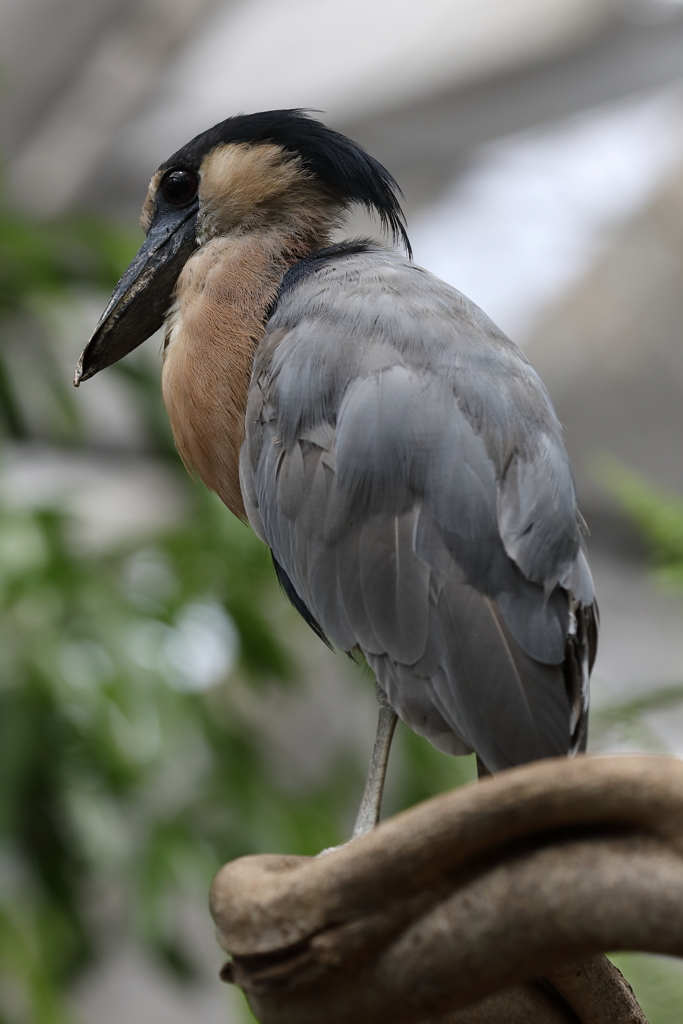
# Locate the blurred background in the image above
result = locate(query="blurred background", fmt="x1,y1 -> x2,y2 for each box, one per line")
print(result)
2,0 -> 683,1021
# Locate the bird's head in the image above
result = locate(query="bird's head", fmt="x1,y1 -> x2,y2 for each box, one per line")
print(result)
74,109 -> 410,385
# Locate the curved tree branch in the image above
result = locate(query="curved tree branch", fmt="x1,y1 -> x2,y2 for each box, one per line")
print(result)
210,756 -> 683,1023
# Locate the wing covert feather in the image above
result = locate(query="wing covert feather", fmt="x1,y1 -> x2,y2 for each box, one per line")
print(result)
241,249 -> 596,769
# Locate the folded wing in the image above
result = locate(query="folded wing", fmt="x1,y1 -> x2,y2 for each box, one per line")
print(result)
240,246 -> 597,771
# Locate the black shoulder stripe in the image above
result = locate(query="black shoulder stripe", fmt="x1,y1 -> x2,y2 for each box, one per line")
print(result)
273,239 -> 377,311
272,554 -> 333,649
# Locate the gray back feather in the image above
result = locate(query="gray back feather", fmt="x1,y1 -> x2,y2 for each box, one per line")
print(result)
241,248 -> 596,770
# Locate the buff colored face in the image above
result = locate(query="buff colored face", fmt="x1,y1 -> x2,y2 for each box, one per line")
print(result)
76,139 -> 346,518
141,142 -> 338,241
76,141 -> 341,388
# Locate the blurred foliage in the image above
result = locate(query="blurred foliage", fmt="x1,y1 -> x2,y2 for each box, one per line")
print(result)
0,207 -> 140,448
609,954 -> 683,1023
0,195 -> 471,1024
600,458 -> 683,587
0,197 -> 319,1021
591,459 -> 683,748
596,459 -> 683,1023
0,207 -> 135,312
0,492 -> 333,1019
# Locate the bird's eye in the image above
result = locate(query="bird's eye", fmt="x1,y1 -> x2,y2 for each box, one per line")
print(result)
160,169 -> 199,206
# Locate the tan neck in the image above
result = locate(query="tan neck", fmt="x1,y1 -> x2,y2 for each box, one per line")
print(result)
161,230 -> 322,519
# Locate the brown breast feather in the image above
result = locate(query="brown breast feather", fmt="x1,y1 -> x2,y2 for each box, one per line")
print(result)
161,235 -> 285,519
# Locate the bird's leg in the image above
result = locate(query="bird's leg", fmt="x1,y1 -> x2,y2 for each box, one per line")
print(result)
352,683 -> 398,839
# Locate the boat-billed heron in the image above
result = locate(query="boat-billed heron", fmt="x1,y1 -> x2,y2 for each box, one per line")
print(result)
76,109 -> 597,836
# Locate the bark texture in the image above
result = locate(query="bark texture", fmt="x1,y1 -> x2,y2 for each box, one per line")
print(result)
209,755 -> 683,1023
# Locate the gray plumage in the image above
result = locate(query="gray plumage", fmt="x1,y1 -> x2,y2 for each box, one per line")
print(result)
240,244 -> 596,773
75,109 -> 598,810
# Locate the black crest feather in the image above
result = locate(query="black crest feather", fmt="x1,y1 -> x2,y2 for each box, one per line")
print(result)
160,109 -> 411,257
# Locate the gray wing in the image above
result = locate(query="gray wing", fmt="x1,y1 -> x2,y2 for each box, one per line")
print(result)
240,247 -> 597,772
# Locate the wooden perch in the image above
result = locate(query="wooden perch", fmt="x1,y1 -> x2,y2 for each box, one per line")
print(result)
210,755 -> 683,1023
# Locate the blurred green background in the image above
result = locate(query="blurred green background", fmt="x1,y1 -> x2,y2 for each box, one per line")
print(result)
0,195 -> 683,1024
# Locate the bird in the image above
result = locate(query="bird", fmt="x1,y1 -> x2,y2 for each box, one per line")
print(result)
75,109 -> 598,838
